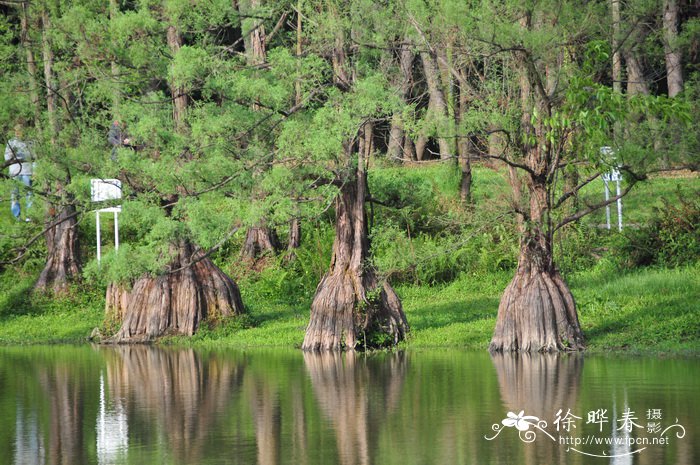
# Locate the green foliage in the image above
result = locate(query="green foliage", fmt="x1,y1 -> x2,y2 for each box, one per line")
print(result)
611,189 -> 700,268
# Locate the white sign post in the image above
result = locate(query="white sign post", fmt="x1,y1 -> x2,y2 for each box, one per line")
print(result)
600,147 -> 623,231
91,179 -> 122,264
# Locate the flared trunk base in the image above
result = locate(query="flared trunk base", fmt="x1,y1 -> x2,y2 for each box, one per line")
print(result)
35,206 -> 80,294
241,226 -> 280,262
108,239 -> 244,343
302,270 -> 407,351
490,266 -> 585,352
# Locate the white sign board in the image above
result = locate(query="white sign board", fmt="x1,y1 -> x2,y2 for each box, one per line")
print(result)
91,179 -> 123,264
91,179 -> 122,202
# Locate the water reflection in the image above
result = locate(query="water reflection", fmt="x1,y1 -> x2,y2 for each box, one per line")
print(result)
101,346 -> 246,464
490,353 -> 583,465
96,373 -> 127,464
303,352 -> 406,465
0,346 -> 697,465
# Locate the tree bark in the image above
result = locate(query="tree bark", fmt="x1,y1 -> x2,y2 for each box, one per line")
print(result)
457,70 -> 472,203
105,14 -> 245,341
110,0 -> 121,118
108,239 -> 244,342
490,234 -> 585,352
35,205 -> 81,294
285,217 -> 301,260
238,0 -> 280,261
419,50 -> 451,159
35,8 -> 81,294
302,148 -> 408,351
20,1 -> 41,131
41,7 -> 58,144
387,43 -> 414,162
167,24 -> 188,131
241,225 -> 280,261
611,0 -> 622,93
663,0 -> 683,97
458,138 -> 474,204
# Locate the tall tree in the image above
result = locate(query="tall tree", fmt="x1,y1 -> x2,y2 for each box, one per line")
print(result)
238,0 -> 282,262
293,3 -> 408,350
107,2 -> 245,341
34,2 -> 81,294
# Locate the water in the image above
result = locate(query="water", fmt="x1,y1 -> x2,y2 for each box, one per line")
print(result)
0,346 -> 697,465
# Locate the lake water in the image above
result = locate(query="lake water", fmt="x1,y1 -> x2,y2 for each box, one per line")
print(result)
0,346 -> 697,465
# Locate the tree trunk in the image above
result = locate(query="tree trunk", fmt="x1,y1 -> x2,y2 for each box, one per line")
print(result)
20,1 -> 41,131
663,0 -> 683,97
36,11 -> 80,294
403,135 -> 417,161
458,138 -> 473,204
110,0 -> 121,117
41,7 -> 58,144
239,0 -> 279,262
491,31 -> 585,352
109,239 -> 244,342
624,49 -> 649,96
457,71 -> 472,203
241,225 -> 280,261
387,43 -> 414,162
611,0 -> 622,93
35,205 -> 81,294
419,50 -> 451,159
302,151 -> 408,351
490,236 -> 585,352
167,25 -> 187,131
285,217 -> 301,260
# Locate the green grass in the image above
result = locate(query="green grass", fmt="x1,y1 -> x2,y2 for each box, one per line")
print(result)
4,264 -> 696,355
579,173 -> 699,225
0,272 -> 103,344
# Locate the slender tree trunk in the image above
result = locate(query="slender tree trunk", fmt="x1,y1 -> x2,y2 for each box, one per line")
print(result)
663,0 -> 683,97
414,136 -> 427,161
110,0 -> 121,118
457,69 -> 472,203
624,49 -> 649,96
611,0 -> 622,93
41,7 -> 58,144
167,25 -> 187,131
403,135 -> 417,161
285,217 -> 301,260
238,0 -> 280,262
302,147 -> 408,351
387,42 -> 414,162
419,51 -> 451,159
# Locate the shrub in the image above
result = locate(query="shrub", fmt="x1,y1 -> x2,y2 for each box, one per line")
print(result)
611,189 -> 700,268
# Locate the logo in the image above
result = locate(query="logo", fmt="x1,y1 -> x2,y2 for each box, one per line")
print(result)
485,408 -> 686,459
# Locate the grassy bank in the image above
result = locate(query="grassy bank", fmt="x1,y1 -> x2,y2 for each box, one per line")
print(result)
1,264 -> 697,355
0,165 -> 697,354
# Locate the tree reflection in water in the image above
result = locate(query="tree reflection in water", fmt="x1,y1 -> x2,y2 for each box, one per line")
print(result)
490,353 -> 583,465
303,351 -> 407,465
101,346 -> 246,464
